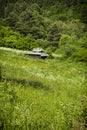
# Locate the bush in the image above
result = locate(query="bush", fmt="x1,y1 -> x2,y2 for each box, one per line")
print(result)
0,26 -> 37,50
59,34 -> 77,58
36,39 -> 50,48
72,48 -> 87,62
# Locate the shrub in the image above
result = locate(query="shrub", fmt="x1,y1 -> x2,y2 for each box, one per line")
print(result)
0,26 -> 37,50
59,34 -> 77,58
36,39 -> 50,48
72,48 -> 87,62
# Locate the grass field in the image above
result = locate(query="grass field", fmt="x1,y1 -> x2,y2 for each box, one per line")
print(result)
0,49 -> 87,130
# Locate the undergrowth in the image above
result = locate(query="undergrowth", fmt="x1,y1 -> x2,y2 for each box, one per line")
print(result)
0,50 -> 87,130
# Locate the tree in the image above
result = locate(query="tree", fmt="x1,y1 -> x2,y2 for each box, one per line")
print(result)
0,0 -> 6,18
59,34 -> 77,57
47,22 -> 60,50
23,34 -> 38,50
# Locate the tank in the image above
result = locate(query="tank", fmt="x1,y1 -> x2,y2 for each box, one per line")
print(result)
25,48 -> 49,59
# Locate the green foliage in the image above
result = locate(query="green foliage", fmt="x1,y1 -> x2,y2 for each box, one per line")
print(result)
77,32 -> 87,48
0,26 -> 37,50
4,1 -> 46,39
58,31 -> 87,60
0,26 -> 19,47
23,35 -> 38,50
48,22 -> 60,41
72,48 -> 87,62
46,47 -> 53,58
71,33 -> 87,62
59,34 -> 74,46
0,0 -> 87,129
0,49 -> 87,130
36,39 -> 50,48
0,0 -> 87,62
30,3 -> 42,14
59,34 -> 77,57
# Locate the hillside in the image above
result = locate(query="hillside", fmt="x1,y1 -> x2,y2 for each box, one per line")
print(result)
0,0 -> 87,129
0,49 -> 87,130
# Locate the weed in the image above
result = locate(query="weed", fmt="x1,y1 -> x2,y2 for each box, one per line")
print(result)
0,50 -> 86,130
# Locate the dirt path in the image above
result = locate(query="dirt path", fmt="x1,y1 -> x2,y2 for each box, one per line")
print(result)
0,47 -> 29,54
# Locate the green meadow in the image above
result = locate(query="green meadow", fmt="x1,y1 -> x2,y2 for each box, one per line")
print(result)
0,49 -> 87,130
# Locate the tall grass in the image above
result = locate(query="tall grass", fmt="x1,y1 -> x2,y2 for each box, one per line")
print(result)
0,49 -> 87,130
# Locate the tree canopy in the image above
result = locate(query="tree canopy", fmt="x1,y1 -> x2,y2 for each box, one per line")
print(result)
0,0 -> 87,61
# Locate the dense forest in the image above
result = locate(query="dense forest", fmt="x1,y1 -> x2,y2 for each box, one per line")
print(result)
0,0 -> 87,61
